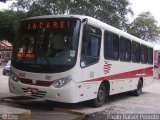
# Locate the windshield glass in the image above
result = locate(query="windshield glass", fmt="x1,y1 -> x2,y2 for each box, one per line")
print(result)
12,18 -> 81,73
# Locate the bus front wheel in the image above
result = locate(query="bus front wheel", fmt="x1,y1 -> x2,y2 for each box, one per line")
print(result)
91,83 -> 107,107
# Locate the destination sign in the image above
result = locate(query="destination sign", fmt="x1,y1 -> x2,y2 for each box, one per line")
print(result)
27,20 -> 70,30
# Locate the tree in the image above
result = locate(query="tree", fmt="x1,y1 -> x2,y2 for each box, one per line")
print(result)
127,11 -> 160,41
0,0 -> 7,3
0,10 -> 26,42
70,0 -> 133,29
11,0 -> 133,29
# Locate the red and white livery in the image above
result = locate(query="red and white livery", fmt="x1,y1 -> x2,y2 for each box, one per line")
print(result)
9,15 -> 153,107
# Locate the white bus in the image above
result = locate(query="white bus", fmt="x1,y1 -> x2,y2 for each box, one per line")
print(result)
9,15 -> 153,107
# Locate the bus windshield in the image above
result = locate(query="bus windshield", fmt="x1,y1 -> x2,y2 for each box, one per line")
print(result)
12,18 -> 81,73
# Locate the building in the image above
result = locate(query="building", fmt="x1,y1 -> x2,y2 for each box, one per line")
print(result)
0,40 -> 12,61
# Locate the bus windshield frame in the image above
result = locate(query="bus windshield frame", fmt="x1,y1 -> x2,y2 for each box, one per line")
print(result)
12,18 -> 81,73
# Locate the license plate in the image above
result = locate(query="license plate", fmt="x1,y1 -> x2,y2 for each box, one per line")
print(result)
27,88 -> 38,94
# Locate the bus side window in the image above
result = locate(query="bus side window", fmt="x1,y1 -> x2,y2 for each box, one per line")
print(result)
81,25 -> 102,67
140,45 -> 148,64
120,37 -> 131,62
131,41 -> 140,63
148,47 -> 153,64
104,31 -> 119,60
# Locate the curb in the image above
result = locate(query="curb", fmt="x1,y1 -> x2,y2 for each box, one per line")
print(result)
0,105 -> 31,120
0,96 -> 39,103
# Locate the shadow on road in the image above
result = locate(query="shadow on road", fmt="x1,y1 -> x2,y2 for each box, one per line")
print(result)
0,91 -> 150,111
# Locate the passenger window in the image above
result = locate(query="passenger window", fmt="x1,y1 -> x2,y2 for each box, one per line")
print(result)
104,31 -> 119,60
132,41 -> 140,63
140,45 -> 148,64
120,37 -> 131,62
148,47 -> 153,64
81,25 -> 102,67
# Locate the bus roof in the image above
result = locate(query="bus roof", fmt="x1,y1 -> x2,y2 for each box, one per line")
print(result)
23,14 -> 153,48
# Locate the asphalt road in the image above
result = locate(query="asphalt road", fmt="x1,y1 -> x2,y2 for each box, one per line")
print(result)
0,65 -> 160,120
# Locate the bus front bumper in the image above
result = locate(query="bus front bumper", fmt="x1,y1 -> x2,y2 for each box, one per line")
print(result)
8,77 -> 79,103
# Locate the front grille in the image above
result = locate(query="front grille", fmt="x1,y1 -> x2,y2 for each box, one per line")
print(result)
19,78 -> 54,87
22,88 -> 47,98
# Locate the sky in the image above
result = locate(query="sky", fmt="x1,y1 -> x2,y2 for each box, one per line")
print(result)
129,0 -> 160,24
129,0 -> 160,48
0,1 -> 13,10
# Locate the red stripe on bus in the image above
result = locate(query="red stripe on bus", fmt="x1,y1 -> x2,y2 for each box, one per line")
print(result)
82,67 -> 153,83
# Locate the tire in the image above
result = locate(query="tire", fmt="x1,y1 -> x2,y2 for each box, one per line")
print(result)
91,83 -> 108,107
133,80 -> 143,96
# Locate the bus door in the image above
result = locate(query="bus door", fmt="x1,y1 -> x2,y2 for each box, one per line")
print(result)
80,24 -> 102,97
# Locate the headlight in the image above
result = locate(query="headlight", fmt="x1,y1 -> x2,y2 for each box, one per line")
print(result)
10,72 -> 19,82
52,76 -> 72,88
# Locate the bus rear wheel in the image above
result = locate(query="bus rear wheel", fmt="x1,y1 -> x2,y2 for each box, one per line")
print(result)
133,80 -> 143,96
91,83 -> 107,107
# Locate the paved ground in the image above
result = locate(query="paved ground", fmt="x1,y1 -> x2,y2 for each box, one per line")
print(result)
0,64 -> 160,120
85,80 -> 160,120
0,67 -> 83,120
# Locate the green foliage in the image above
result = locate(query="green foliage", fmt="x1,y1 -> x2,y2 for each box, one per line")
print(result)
11,0 -> 132,29
127,11 -> 160,41
0,10 -> 26,42
1,1 -> 160,42
0,10 -> 26,24
0,0 -> 7,3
